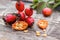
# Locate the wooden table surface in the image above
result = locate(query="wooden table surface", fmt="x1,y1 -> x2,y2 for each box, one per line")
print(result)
0,1 -> 60,40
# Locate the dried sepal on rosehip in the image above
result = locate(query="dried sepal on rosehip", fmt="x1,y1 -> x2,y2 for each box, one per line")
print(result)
37,19 -> 48,30
18,12 -> 26,21
12,21 -> 28,31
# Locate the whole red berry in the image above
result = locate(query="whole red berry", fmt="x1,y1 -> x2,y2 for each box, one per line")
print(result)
4,14 -> 16,23
25,17 -> 34,26
42,8 -> 52,17
25,8 -> 33,16
16,1 -> 24,12
18,12 -> 26,21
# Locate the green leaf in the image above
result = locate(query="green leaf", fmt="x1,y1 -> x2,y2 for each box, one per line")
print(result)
48,0 -> 54,2
53,2 -> 60,9
38,0 -> 43,2
55,0 -> 60,2
36,2 -> 46,13
33,0 -> 44,4
40,2 -> 46,10
47,3 -> 54,9
40,3 -> 46,10
30,4 -> 37,9
33,0 -> 38,4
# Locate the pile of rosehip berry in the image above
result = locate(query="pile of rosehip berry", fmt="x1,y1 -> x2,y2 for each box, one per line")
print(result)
2,0 -> 52,31
2,0 -> 34,31
2,0 -> 53,37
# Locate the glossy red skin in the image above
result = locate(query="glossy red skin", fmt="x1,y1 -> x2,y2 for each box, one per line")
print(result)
5,14 -> 16,23
18,12 -> 26,21
25,8 -> 33,16
16,1 -> 24,12
42,8 -> 52,17
25,17 -> 34,26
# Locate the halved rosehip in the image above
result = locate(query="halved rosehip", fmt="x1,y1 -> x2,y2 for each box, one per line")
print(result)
37,20 -> 48,30
12,21 -> 28,30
